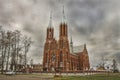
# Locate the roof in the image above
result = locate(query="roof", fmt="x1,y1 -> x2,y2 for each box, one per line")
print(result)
73,45 -> 84,53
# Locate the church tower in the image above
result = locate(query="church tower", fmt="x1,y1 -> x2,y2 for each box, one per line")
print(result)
58,6 -> 70,71
43,12 -> 58,71
83,44 -> 90,70
46,12 -> 54,40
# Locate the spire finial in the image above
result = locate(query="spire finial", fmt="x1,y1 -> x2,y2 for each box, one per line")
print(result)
70,36 -> 73,53
71,36 -> 73,43
48,11 -> 53,28
62,5 -> 66,23
84,44 -> 86,49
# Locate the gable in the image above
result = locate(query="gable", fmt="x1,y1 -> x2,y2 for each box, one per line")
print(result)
73,45 -> 84,53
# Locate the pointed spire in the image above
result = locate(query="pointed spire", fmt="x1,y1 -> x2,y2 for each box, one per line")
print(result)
70,36 -> 73,44
84,43 -> 86,47
48,11 -> 53,28
84,44 -> 86,50
62,5 -> 66,23
83,44 -> 88,54
70,36 -> 73,53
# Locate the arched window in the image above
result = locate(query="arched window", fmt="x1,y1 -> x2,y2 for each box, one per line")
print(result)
46,53 -> 48,62
60,52 -> 63,62
52,53 -> 56,61
67,52 -> 68,62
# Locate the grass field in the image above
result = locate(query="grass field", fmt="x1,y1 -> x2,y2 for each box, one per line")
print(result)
0,73 -> 53,80
0,73 -> 120,80
55,73 -> 120,80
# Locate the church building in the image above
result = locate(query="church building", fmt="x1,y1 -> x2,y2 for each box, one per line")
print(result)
43,7 -> 90,72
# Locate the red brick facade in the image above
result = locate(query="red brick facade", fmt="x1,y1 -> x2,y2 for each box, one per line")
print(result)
43,12 -> 90,72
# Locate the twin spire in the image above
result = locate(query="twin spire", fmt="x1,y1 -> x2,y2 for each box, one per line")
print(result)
62,6 -> 66,23
48,11 -> 53,28
48,6 -> 66,28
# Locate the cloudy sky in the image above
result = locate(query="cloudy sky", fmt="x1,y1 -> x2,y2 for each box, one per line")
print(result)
0,0 -> 120,69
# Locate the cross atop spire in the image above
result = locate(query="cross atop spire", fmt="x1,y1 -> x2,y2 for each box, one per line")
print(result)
48,11 -> 53,28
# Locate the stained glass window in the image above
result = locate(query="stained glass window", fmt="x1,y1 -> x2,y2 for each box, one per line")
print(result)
52,53 -> 56,61
60,52 -> 63,62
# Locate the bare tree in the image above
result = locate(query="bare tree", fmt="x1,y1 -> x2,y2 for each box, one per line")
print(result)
0,27 -> 32,74
5,31 -> 12,71
10,30 -> 23,71
1,31 -> 6,74
22,36 -> 33,68
112,59 -> 119,73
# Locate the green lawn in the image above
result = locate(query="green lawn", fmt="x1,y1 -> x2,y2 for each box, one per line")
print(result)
55,73 -> 120,80
0,73 -> 120,80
